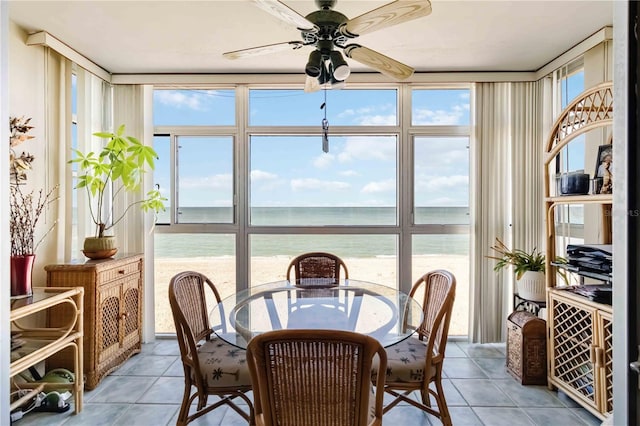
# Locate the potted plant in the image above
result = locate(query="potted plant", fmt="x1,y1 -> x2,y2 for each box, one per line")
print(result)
9,116 -> 58,297
488,237 -> 547,302
70,124 -> 166,258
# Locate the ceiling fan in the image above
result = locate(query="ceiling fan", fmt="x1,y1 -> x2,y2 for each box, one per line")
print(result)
223,0 -> 432,91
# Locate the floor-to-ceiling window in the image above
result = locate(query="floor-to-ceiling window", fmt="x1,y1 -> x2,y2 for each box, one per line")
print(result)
153,84 -> 471,336
553,59 -> 587,259
410,88 -> 470,335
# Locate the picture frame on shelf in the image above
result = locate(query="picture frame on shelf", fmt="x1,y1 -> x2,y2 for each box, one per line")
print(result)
594,143 -> 612,194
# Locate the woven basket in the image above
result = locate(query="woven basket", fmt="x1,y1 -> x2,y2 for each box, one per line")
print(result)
516,271 -> 546,302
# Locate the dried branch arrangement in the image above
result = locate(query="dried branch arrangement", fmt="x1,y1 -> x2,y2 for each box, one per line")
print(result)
10,116 -> 35,185
10,184 -> 59,256
8,116 -> 58,256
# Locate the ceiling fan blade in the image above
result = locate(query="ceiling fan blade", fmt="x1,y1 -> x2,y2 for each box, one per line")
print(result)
253,0 -> 318,32
341,0 -> 432,37
223,41 -> 305,60
343,44 -> 414,80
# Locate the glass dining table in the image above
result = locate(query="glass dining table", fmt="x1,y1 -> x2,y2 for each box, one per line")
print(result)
209,279 -> 424,349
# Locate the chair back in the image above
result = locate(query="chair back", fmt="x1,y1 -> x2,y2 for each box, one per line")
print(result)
168,271 -> 222,374
409,269 -> 456,360
286,252 -> 349,284
247,329 -> 387,426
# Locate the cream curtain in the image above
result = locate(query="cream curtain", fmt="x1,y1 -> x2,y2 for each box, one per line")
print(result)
511,81 -> 547,262
40,48 -> 71,267
112,85 -> 156,341
75,67 -> 112,257
470,82 -> 512,343
112,85 -> 151,256
470,81 -> 546,343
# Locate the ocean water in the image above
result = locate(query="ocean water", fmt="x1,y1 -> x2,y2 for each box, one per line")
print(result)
155,207 -> 470,258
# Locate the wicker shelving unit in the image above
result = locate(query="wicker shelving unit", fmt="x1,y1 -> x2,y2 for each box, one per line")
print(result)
10,287 -> 84,413
543,82 -> 613,420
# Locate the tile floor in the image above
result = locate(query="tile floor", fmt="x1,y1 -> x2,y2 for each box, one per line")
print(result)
15,338 -> 603,426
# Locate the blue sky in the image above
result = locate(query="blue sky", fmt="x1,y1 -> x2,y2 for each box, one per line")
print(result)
153,88 -> 471,209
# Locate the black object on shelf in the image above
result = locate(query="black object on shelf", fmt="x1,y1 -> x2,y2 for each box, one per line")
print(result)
559,171 -> 590,195
552,261 -> 613,283
561,285 -> 612,305
565,244 -> 612,279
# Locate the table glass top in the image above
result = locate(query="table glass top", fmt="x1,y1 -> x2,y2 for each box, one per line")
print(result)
210,279 -> 423,349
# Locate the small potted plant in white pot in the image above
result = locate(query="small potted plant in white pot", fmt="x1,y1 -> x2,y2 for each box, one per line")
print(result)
488,237 -> 547,302
70,124 -> 166,259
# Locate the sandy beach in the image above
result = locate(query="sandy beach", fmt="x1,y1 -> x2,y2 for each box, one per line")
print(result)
154,255 -> 469,336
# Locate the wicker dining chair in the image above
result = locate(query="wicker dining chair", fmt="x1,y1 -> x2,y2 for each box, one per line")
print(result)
286,251 -> 349,284
247,329 -> 387,426
168,271 -> 254,425
285,252 -> 350,324
374,269 -> 456,426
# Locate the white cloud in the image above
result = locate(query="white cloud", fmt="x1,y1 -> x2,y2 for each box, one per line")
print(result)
414,138 -> 469,171
250,169 -> 278,181
338,136 -> 396,163
416,175 -> 469,191
357,114 -> 396,125
361,179 -> 395,194
312,153 -> 335,169
251,169 -> 284,191
290,178 -> 350,192
413,108 -> 463,125
337,104 -> 396,125
180,173 -> 232,189
338,106 -> 374,118
154,90 -> 208,111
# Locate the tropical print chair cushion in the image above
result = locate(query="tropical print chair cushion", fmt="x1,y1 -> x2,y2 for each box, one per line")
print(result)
195,337 -> 252,388
372,337 -> 435,383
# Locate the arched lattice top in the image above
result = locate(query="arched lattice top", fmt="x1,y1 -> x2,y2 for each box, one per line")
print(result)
545,81 -> 613,162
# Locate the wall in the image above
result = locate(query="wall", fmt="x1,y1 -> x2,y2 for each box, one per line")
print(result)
8,21 -> 57,284
2,1 -> 10,420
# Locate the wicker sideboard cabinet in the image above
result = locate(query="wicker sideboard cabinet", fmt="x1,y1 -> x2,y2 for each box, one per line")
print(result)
45,253 -> 143,389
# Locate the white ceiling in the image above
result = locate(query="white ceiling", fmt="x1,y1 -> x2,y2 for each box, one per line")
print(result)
9,0 -> 613,76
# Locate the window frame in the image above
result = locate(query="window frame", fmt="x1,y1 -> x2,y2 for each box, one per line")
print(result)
153,83 -> 472,334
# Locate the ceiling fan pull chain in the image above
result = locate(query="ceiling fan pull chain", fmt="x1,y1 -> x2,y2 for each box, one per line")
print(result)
322,118 -> 329,153
321,88 -> 329,153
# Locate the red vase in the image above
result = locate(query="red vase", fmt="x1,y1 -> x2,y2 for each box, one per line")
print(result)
10,254 -> 35,298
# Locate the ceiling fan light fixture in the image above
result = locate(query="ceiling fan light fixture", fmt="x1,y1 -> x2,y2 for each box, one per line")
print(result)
318,61 -> 331,85
305,50 -> 324,77
329,51 -> 350,81
329,74 -> 346,90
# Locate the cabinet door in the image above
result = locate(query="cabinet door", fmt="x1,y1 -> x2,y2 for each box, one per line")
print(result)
595,310 -> 613,416
120,275 -> 142,352
549,292 -> 598,411
97,281 -> 122,366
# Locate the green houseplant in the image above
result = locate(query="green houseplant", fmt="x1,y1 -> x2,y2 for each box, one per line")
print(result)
488,237 -> 547,301
70,124 -> 165,258
488,237 -> 545,279
489,237 -> 570,302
